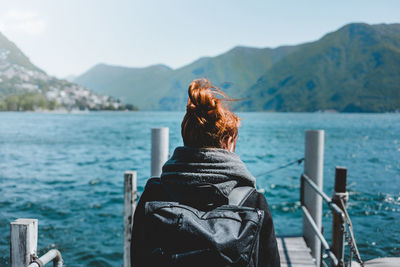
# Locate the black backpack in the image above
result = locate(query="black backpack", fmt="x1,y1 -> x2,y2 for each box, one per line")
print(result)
144,185 -> 264,267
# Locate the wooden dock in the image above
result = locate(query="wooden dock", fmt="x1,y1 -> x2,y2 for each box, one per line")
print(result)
277,236 -> 316,267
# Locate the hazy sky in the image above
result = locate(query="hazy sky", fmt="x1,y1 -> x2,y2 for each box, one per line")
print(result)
0,0 -> 399,78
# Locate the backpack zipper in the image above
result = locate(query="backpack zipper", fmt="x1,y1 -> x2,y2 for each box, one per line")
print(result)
148,203 -> 261,223
256,209 -> 262,219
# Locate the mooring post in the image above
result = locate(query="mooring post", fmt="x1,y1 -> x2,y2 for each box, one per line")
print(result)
331,167 -> 348,267
303,130 -> 324,267
10,218 -> 38,267
151,127 -> 169,177
124,171 -> 137,267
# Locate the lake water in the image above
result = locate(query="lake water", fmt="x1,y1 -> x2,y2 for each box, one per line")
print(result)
0,112 -> 399,266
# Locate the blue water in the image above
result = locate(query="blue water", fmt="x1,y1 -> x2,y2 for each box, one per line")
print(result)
0,112 -> 399,266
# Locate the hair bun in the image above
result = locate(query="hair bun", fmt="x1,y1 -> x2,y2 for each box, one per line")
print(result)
187,79 -> 218,113
182,79 -> 240,148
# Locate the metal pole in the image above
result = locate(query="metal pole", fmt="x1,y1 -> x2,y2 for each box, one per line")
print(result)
124,171 -> 137,267
151,127 -> 169,177
10,218 -> 38,267
331,167 -> 348,267
303,130 -> 324,267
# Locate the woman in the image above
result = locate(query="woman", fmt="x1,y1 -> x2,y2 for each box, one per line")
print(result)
131,79 -> 280,267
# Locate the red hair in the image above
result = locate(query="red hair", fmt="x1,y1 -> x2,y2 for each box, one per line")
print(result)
181,79 -> 240,149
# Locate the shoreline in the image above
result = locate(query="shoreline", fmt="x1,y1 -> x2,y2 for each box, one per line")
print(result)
0,109 -> 139,114
0,110 -> 398,114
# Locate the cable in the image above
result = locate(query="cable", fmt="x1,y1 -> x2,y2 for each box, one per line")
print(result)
257,157 -> 304,177
340,198 -> 364,266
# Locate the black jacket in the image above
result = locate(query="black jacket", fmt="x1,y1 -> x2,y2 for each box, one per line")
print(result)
131,178 -> 281,267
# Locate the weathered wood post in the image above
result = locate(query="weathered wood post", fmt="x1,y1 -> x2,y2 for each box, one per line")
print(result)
303,130 -> 324,267
124,171 -> 137,267
331,167 -> 348,267
10,218 -> 38,267
151,127 -> 169,177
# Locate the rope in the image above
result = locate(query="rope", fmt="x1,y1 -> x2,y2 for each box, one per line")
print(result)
257,157 -> 304,177
340,198 -> 364,267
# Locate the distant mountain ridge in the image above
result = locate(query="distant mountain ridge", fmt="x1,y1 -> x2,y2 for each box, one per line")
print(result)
243,23 -> 400,112
75,45 -> 299,110
73,23 -> 399,112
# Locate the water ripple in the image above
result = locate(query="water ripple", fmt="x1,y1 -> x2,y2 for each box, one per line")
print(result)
1,112 -> 399,265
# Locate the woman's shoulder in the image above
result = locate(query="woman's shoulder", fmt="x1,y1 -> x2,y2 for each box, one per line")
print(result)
144,177 -> 161,189
141,177 -> 168,202
242,190 -> 272,216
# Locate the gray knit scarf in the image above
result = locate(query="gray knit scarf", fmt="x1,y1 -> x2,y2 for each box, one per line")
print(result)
160,146 -> 256,204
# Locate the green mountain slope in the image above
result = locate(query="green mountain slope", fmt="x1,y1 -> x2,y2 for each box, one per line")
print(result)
75,46 -> 297,110
242,23 -> 400,112
75,63 -> 173,109
158,46 -> 298,110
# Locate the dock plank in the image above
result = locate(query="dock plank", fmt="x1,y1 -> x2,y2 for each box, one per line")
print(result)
277,236 -> 316,267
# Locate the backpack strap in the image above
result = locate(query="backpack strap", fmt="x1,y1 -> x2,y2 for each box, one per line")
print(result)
228,186 -> 255,206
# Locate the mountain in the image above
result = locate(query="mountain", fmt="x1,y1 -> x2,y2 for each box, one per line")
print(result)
155,45 -> 298,110
75,63 -> 174,109
74,23 -> 400,112
0,32 -> 135,111
75,46 -> 298,110
0,32 -> 43,73
242,23 -> 400,112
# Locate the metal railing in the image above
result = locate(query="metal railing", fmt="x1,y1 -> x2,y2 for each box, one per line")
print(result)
301,173 -> 344,266
300,171 -> 363,267
28,249 -> 63,267
301,205 -> 339,266
301,174 -> 345,219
